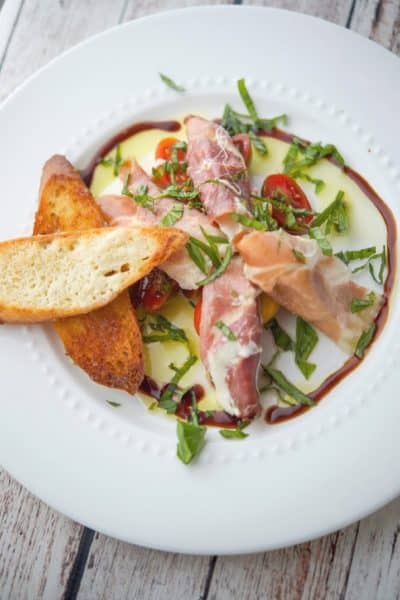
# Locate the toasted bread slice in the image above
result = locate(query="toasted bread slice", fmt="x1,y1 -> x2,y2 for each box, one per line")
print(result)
0,225 -> 186,323
32,155 -> 173,394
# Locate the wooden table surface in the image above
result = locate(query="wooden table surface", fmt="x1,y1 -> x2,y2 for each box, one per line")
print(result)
1,1 -> 399,598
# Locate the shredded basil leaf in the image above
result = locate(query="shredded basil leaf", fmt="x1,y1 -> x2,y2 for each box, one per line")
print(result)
158,393 -> 178,414
196,244 -> 233,287
177,420 -> 206,465
368,246 -> 386,284
312,190 -> 348,234
355,323 -> 376,358
100,144 -> 123,176
263,365 -> 315,406
266,319 -> 294,351
142,314 -> 188,346
309,226 -> 333,256
293,171 -> 325,193
335,246 -> 377,265
351,291 -> 376,313
159,203 -> 184,227
221,80 -> 287,156
186,238 -> 208,274
169,354 -> 198,385
295,317 -> 318,380
106,401 -> 121,408
122,178 -> 155,212
215,320 -> 237,341
219,421 -> 249,440
159,72 -> 185,93
292,249 -> 306,263
231,212 -> 268,231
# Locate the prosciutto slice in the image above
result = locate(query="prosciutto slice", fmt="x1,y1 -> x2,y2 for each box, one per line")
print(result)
185,116 -> 252,238
98,160 -> 224,290
236,230 -> 383,354
199,257 -> 262,419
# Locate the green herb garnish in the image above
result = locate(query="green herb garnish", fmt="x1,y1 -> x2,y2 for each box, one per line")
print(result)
122,178 -> 155,212
219,421 -> 250,440
159,73 -> 185,93
312,190 -> 348,234
100,144 -> 123,176
142,314 -> 188,346
368,246 -> 386,284
176,420 -> 206,464
283,137 -> 344,192
292,249 -> 306,263
106,401 -> 121,408
266,319 -> 294,351
263,365 -> 315,406
160,203 -> 184,227
309,226 -> 333,256
230,212 -> 268,231
350,291 -> 376,313
221,79 -> 287,156
335,246 -> 377,265
215,320 -> 237,341
355,323 -> 376,358
196,244 -> 233,287
295,317 -> 318,380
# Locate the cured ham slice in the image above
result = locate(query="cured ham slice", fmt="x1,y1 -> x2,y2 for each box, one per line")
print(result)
199,257 -> 262,419
98,161 -> 225,290
236,230 -> 383,354
185,116 -> 251,238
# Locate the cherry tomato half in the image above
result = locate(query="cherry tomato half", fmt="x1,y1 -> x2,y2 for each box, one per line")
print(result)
232,133 -> 252,166
155,137 -> 186,161
193,294 -> 203,335
131,269 -> 178,311
262,173 -> 313,231
153,137 -> 187,188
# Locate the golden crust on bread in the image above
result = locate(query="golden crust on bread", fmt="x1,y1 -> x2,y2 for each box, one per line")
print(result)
33,156 -> 143,393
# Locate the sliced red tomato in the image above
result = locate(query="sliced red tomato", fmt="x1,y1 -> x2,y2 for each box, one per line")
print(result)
155,137 -> 186,161
193,294 -> 203,335
262,173 -> 313,231
232,133 -> 252,166
153,137 -> 187,188
131,269 -> 178,311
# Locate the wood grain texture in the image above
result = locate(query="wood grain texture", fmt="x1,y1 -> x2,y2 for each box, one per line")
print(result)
242,0 -> 354,24
0,1 -> 126,598
0,469 -> 83,600
78,533 -> 211,600
0,1 -> 400,599
0,0 -> 126,102
350,0 -> 400,54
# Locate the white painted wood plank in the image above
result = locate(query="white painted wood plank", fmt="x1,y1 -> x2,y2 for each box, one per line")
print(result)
242,0 -> 354,24
78,534 -> 211,600
0,0 -> 23,64
123,0 -> 235,20
0,1 -> 126,598
207,525 -> 359,599
0,0 -> 126,102
344,497 -> 400,600
351,0 -> 400,54
0,469 -> 83,599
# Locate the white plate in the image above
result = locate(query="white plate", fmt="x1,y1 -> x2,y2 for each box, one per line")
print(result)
1,6 -> 399,554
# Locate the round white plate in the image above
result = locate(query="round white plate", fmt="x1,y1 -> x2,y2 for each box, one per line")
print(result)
1,6 -> 399,554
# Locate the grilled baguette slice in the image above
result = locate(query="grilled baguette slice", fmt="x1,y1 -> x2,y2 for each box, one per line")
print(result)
34,155 -> 144,394
0,225 -> 186,323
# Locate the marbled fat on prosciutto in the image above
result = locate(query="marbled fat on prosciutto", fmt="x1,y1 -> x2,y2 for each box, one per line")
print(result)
199,257 -> 262,419
185,116 -> 252,238
236,230 -> 382,354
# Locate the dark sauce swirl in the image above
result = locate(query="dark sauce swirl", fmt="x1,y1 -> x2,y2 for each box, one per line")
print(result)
84,121 -> 396,426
